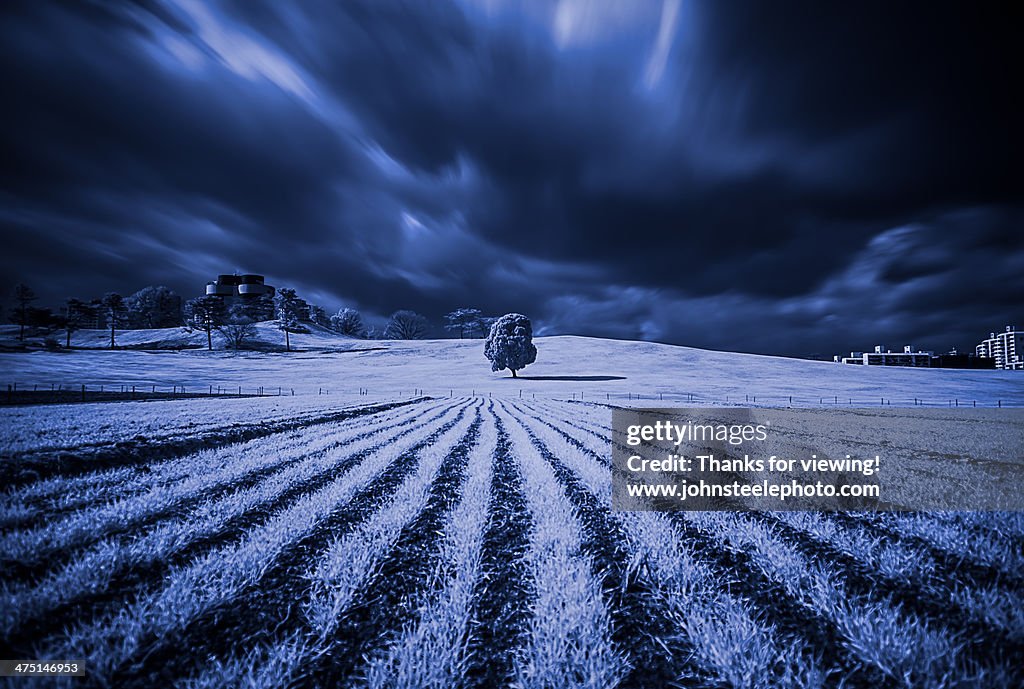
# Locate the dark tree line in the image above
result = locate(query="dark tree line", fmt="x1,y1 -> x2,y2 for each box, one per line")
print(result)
443,308 -> 495,339
6,283 -> 186,345
7,283 -> 505,351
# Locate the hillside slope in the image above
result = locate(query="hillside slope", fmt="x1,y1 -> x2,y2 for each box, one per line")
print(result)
1,331 -> 1021,405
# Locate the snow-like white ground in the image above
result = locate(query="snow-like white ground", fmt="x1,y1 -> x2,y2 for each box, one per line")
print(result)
1,325 -> 1021,406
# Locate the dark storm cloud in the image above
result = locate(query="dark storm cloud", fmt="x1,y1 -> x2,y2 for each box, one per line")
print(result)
0,0 -> 1020,354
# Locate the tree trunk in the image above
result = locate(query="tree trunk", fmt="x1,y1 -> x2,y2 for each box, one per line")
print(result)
66,329 -> 71,349
285,329 -> 290,352
511,369 -> 517,378
110,324 -> 115,349
207,327 -> 212,351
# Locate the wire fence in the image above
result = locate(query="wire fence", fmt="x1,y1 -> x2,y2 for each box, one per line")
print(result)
588,392 -> 1018,408
3,382 -> 1020,408
2,382 -> 304,405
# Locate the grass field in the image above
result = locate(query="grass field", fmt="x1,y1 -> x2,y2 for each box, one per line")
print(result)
2,396 -> 1022,688
4,329 -> 1024,407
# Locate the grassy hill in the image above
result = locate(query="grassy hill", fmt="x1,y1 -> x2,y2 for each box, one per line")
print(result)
1,326 -> 1021,405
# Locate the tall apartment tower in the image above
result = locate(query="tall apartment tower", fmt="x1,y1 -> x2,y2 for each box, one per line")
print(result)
976,326 -> 1023,370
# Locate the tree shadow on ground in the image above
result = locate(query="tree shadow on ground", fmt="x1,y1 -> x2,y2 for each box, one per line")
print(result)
510,375 -> 626,381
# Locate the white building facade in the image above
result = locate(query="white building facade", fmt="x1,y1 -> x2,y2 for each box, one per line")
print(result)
835,344 -> 933,367
976,326 -> 1023,370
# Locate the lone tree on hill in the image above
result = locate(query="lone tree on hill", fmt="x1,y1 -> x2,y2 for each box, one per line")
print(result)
274,288 -> 305,351
101,292 -> 126,349
185,295 -> 227,350
385,310 -> 429,340
484,313 -> 537,378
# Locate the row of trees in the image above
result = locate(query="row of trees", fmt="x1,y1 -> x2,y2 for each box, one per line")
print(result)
8,284 -> 134,349
378,308 -> 502,340
9,283 -> 541,375
7,284 -> 505,350
8,284 -> 187,342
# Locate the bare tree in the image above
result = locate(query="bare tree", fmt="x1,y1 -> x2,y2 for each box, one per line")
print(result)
218,306 -> 258,350
385,310 -> 429,340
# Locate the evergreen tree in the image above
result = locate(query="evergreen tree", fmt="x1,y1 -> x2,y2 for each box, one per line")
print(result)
101,293 -> 127,349
10,283 -> 37,342
274,288 -> 304,351
64,298 -> 96,348
185,295 -> 227,350
444,308 -> 483,339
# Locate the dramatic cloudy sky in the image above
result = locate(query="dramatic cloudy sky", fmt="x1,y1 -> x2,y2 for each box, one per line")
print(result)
1,0 -> 1020,355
